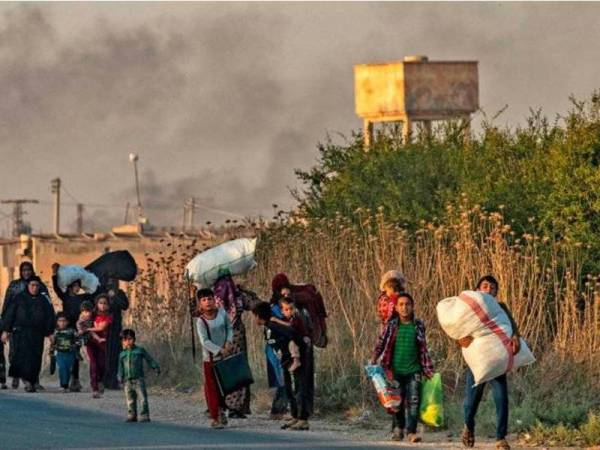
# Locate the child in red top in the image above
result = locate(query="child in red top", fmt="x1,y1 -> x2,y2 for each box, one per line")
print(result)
86,294 -> 113,398
377,277 -> 404,329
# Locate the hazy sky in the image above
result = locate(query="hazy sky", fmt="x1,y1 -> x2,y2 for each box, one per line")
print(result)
1,2 -> 599,234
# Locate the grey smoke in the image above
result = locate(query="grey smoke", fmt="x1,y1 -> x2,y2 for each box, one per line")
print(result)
1,3 -> 600,233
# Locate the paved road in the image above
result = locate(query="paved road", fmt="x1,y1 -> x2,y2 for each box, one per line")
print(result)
0,392 -> 400,450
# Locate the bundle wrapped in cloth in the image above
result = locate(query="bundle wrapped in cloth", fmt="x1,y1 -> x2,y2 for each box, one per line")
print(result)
185,238 -> 257,288
57,265 -> 100,294
437,290 -> 535,385
364,364 -> 402,412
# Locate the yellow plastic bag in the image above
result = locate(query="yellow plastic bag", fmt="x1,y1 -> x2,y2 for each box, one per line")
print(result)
419,372 -> 445,428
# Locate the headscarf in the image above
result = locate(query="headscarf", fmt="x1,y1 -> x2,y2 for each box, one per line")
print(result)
213,274 -> 237,312
19,261 -> 35,280
379,270 -> 407,291
271,273 -> 291,300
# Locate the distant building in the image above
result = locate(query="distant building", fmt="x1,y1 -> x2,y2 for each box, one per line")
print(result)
0,229 -> 214,308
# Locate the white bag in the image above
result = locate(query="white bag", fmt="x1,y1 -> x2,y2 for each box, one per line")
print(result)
437,290 -> 535,385
185,238 -> 257,288
57,265 -> 100,294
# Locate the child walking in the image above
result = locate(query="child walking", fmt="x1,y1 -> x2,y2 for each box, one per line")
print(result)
51,312 -> 78,392
253,301 -> 311,431
371,292 -> 434,443
196,288 -> 234,429
86,294 -> 113,398
118,329 -> 160,422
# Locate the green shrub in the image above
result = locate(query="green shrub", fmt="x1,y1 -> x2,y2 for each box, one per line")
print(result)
294,93 -> 600,271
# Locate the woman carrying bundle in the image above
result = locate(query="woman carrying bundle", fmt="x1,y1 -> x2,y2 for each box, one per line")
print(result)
212,270 -> 260,418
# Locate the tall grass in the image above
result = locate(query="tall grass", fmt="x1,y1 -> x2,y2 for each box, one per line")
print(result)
128,202 -> 600,433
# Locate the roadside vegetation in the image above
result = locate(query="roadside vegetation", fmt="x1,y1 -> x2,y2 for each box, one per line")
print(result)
129,93 -> 600,447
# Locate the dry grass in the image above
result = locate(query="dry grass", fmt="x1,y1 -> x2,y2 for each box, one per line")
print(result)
127,201 -> 600,416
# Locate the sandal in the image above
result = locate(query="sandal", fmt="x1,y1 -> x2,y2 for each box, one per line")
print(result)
210,419 -> 224,429
281,418 -> 298,430
290,420 -> 310,430
391,427 -> 404,441
462,426 -> 475,448
496,439 -> 511,450
408,433 -> 422,443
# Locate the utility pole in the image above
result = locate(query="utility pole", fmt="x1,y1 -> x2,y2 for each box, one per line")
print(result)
0,199 -> 39,237
123,202 -> 130,225
128,153 -> 144,223
76,203 -> 84,234
188,197 -> 197,231
183,197 -> 197,231
182,201 -> 188,232
51,178 -> 61,235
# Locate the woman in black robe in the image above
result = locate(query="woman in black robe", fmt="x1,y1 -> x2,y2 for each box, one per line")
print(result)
102,278 -> 129,389
1,278 -> 55,392
0,261 -> 49,390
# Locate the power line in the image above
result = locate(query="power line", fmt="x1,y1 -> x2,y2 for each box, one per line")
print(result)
37,199 -> 247,217
61,182 -> 81,204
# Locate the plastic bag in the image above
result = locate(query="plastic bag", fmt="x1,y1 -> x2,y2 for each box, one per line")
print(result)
437,291 -> 535,385
185,238 -> 257,288
57,265 -> 100,294
419,372 -> 444,428
364,364 -> 402,412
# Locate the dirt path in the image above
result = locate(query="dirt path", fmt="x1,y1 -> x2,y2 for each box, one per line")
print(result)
0,381 -> 540,450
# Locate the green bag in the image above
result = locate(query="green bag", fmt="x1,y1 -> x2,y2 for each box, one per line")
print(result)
200,316 -> 254,396
419,372 -> 444,428
213,352 -> 254,396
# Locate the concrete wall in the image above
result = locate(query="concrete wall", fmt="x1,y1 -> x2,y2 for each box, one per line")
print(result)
0,233 -> 213,310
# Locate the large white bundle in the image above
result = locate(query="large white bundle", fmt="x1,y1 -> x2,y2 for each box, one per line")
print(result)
57,265 -> 100,294
437,290 -> 535,385
185,238 -> 257,288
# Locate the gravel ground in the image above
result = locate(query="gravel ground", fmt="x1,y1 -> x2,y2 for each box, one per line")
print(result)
0,377 -> 532,450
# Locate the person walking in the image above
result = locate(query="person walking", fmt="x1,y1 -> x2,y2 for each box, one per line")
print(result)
51,262 -> 94,392
86,294 -> 113,398
459,275 -> 520,450
371,292 -> 434,443
195,288 -> 234,429
1,278 -> 55,392
253,301 -> 311,431
212,271 -> 259,418
1,261 -> 49,390
118,329 -> 160,422
50,312 -> 78,392
268,273 -> 327,419
103,279 -> 130,390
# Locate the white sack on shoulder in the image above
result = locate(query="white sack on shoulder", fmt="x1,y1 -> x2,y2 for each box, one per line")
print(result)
437,290 -> 535,385
57,265 -> 100,294
185,238 -> 257,288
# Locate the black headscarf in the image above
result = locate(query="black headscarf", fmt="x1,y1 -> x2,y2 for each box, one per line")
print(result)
19,261 -> 35,280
